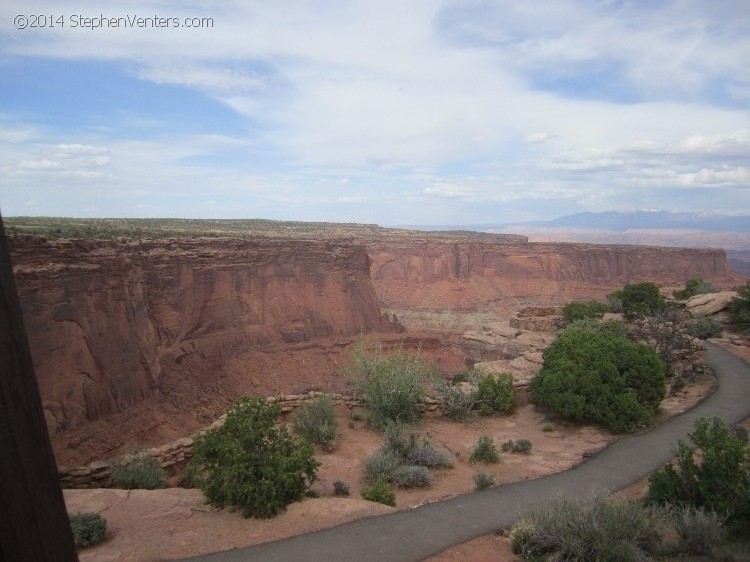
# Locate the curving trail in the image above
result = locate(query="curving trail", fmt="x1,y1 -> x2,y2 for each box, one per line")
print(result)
182,343 -> 750,562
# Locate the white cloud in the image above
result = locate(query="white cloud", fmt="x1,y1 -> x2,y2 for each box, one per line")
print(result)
0,1 -> 749,220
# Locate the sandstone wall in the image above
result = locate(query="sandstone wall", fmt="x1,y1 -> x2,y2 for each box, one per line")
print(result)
11,235 -> 398,434
369,240 -> 734,312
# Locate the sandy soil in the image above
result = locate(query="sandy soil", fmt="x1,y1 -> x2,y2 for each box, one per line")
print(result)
66,372 -> 716,562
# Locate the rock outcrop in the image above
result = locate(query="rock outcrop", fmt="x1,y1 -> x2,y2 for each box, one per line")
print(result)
10,235 -> 399,435
369,240 -> 735,316
685,291 -> 738,316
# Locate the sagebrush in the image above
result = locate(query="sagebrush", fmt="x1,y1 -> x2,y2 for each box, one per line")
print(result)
69,512 -> 107,549
110,450 -> 167,490
292,395 -> 338,451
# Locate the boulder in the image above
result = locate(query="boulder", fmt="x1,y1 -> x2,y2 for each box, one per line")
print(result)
686,291 -> 737,316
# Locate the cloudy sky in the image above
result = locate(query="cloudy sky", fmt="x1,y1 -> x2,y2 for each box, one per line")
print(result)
1,1 -> 749,224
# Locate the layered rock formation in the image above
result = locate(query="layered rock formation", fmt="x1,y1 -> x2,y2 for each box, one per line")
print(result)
10,235 -> 398,436
369,240 -> 735,317
9,226 -> 738,465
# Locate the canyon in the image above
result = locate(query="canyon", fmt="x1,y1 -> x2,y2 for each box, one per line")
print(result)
7,224 -> 740,466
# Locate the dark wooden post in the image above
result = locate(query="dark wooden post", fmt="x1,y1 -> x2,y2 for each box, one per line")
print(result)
0,215 -> 78,561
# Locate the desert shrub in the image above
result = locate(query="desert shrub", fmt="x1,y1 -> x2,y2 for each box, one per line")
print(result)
343,339 -> 435,428
473,471 -> 495,491
685,315 -> 723,340
670,506 -> 727,555
630,309 -> 704,382
361,477 -> 396,507
333,480 -> 350,496
187,397 -> 319,518
566,317 -> 629,338
362,448 -> 401,483
646,417 -> 750,537
110,450 -> 167,490
513,439 -> 532,454
530,327 -> 666,433
542,422 -> 555,432
509,494 -> 663,561
440,379 -> 477,422
292,395 -> 338,451
674,278 -> 718,300
470,436 -> 500,464
563,299 -> 609,325
728,283 -> 750,332
382,423 -> 453,468
69,512 -> 107,549
608,282 -> 666,318
393,465 -> 432,488
475,373 -> 515,415
501,439 -> 514,452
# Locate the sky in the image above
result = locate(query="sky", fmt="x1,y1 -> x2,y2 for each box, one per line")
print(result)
0,1 -> 749,225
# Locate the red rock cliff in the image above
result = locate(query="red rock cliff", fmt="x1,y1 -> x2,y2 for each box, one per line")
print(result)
10,235 -> 396,433
369,240 -> 735,313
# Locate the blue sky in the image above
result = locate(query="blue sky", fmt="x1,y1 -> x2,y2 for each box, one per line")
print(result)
1,1 -> 749,224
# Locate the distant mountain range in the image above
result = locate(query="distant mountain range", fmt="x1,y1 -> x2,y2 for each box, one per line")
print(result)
515,211 -> 750,233
405,211 -> 750,234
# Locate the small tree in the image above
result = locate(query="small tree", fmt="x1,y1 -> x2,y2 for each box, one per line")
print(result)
629,308 -> 703,383
646,417 -> 750,537
188,397 -> 319,518
608,282 -> 665,318
530,327 -> 665,433
728,283 -> 750,333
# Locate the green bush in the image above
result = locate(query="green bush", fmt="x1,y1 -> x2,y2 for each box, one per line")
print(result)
110,450 -> 167,490
513,439 -> 532,454
509,494 -> 663,561
728,283 -> 750,333
187,397 -> 319,518
469,436 -> 500,464
473,471 -> 495,491
530,327 -> 666,433
646,417 -> 750,537
361,477 -> 396,506
674,278 -> 718,300
333,480 -> 350,496
563,300 -> 609,325
566,317 -> 629,338
608,282 -> 666,318
501,439 -> 514,452
393,465 -> 432,488
69,512 -> 107,549
685,315 -> 723,340
343,339 -> 435,428
292,395 -> 338,451
476,373 -> 516,415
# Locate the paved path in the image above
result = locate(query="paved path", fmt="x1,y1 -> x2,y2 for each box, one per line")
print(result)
182,343 -> 750,562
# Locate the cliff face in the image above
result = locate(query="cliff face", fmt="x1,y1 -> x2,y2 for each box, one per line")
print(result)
369,240 -> 734,312
11,235 -> 395,434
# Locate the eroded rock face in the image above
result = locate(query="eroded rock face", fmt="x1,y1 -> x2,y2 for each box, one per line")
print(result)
369,240 -> 735,313
11,235 -> 398,433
